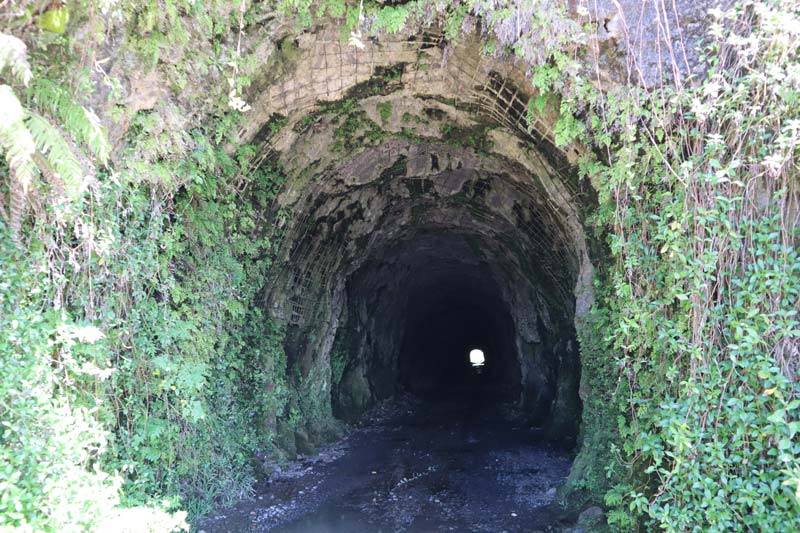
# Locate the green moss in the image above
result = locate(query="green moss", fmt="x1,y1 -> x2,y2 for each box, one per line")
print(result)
375,63 -> 404,82
328,322 -> 372,422
332,109 -> 385,152
293,111 -> 320,132
438,122 -> 495,153
278,36 -> 300,64
252,113 -> 288,145
269,115 -> 289,135
410,203 -> 426,224
38,6 -> 70,34
346,64 -> 406,99
397,126 -> 426,143
377,101 -> 393,124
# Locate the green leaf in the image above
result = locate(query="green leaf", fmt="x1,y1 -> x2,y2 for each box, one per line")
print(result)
0,85 -> 36,191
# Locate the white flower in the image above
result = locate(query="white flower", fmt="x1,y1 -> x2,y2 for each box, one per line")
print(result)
73,325 -> 106,344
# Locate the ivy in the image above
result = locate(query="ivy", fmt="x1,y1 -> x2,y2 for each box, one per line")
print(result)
571,3 -> 800,529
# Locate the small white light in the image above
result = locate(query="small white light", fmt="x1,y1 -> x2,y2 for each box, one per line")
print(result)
469,349 -> 485,368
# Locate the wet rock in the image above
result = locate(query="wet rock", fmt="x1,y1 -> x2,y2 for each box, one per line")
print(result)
336,366 -> 372,422
276,419 -> 297,459
577,505 -> 605,528
295,427 -> 317,456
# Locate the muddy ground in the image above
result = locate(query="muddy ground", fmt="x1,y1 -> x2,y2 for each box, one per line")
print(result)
198,392 -> 579,532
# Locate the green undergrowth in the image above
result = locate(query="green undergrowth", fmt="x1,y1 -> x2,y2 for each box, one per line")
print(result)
1,1 -> 297,528
559,4 -> 800,530
103,143 -> 292,518
0,228 -> 123,532
1,124 -> 295,527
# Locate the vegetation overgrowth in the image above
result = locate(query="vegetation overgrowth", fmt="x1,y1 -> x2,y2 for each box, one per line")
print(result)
0,0 -> 797,531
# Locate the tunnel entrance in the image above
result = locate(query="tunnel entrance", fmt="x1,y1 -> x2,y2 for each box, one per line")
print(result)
469,349 -> 485,368
269,144 -> 588,442
259,217 -> 586,530
201,24 -> 599,533
253,28 -> 593,474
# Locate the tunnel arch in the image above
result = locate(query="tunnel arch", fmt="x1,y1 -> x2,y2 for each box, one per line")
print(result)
241,23 -> 595,445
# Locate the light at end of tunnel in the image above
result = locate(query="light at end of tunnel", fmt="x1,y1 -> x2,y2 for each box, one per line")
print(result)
469,349 -> 485,368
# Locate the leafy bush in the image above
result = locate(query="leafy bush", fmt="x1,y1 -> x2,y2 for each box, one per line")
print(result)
1,3 -> 290,529
0,228 -> 120,531
569,2 -> 800,529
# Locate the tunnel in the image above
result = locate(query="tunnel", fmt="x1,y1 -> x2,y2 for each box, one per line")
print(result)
251,28 -> 595,451
348,232 -> 522,402
395,242 -> 520,400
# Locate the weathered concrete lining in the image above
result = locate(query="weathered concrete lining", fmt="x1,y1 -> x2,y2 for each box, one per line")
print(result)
243,28 -> 595,451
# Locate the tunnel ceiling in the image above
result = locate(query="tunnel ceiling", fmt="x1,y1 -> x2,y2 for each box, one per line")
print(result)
237,24 -> 594,441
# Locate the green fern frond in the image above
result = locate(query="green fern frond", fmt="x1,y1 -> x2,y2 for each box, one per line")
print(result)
0,84 -> 36,243
0,32 -> 32,86
79,106 -> 111,164
0,85 -> 37,191
26,113 -> 85,200
30,79 -> 111,164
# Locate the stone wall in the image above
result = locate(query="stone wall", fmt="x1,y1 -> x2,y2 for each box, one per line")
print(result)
236,23 -> 596,443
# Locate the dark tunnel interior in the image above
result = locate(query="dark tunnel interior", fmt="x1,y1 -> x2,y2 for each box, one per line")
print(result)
270,130 -> 589,444
323,228 -> 582,442
397,262 -> 521,401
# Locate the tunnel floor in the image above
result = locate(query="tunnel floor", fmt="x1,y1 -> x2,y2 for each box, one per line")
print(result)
199,392 -> 574,533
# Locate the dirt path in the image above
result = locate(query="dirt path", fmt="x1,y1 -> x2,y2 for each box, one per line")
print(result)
199,394 -> 574,532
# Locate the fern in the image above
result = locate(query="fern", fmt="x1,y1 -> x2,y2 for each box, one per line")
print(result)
0,84 -> 37,242
0,32 -> 32,86
31,79 -> 110,164
371,5 -> 410,33
0,32 -> 36,186
0,85 -> 37,191
0,31 -> 111,242
26,113 -> 85,200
